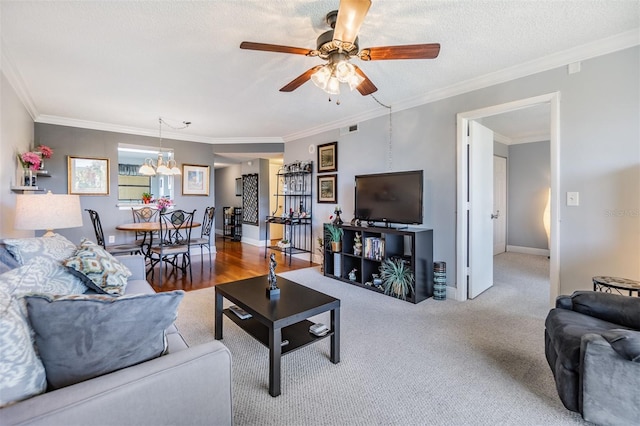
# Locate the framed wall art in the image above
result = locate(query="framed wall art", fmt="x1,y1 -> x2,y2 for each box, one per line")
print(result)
182,164 -> 210,196
68,156 -> 110,195
317,141 -> 337,173
317,174 -> 337,203
242,173 -> 259,224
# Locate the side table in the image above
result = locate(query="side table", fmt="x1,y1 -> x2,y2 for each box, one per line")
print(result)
592,276 -> 640,297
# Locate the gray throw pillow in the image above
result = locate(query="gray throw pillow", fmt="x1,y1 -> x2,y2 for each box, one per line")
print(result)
25,291 -> 184,390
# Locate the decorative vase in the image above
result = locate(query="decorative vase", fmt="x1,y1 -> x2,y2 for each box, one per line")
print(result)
333,252 -> 341,278
23,168 -> 36,187
333,212 -> 343,225
434,261 -> 447,300
330,241 -> 341,252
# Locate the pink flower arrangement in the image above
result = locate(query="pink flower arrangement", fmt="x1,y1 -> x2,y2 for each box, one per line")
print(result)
17,145 -> 53,171
36,145 -> 53,158
18,152 -> 41,171
155,197 -> 173,212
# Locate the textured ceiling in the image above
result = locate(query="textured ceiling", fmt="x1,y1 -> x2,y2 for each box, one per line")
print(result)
1,0 -> 638,145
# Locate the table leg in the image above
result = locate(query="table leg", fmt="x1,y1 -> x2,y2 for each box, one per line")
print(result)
330,307 -> 340,364
214,290 -> 223,340
268,326 -> 282,397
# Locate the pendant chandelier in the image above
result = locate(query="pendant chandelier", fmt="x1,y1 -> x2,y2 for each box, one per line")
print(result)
139,117 -> 190,176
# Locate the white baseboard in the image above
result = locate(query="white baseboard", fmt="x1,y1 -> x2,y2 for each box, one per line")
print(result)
506,245 -> 550,257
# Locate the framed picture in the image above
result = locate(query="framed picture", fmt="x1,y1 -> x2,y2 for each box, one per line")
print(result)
182,164 -> 210,196
318,174 -> 337,203
317,141 -> 337,173
68,156 -> 110,195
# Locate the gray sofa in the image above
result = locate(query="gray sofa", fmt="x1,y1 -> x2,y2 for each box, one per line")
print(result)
544,291 -> 640,426
1,253 -> 233,426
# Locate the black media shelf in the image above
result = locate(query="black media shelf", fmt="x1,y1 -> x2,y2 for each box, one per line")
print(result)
323,223 -> 434,304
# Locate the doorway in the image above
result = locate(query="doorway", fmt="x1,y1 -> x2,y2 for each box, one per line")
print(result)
456,93 -> 560,305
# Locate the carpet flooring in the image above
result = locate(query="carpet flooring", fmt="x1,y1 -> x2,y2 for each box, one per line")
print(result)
175,252 -> 588,425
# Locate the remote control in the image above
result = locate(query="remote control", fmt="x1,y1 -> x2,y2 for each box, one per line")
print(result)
229,305 -> 252,319
309,323 -> 330,336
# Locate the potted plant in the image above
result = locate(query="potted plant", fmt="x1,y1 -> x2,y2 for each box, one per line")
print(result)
379,258 -> 415,300
141,192 -> 152,204
325,224 -> 343,252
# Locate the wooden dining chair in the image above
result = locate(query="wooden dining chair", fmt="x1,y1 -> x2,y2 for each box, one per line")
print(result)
189,206 -> 215,270
148,209 -> 195,287
85,209 -> 141,256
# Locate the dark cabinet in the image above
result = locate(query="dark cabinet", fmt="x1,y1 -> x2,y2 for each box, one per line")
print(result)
323,224 -> 433,303
223,207 -> 242,241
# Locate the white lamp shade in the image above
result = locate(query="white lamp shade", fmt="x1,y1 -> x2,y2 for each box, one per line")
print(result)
15,191 -> 83,236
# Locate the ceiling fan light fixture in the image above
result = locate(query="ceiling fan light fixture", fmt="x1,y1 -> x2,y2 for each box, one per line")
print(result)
311,65 -> 332,90
326,76 -> 341,95
348,71 -> 365,91
335,60 -> 355,83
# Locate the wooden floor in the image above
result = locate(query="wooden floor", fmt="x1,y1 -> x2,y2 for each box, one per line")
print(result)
149,236 -> 317,292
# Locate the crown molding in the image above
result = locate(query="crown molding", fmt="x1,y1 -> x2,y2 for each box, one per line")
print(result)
6,29 -> 638,143
35,115 -> 283,144
510,133 -> 551,145
493,132 -> 512,145
1,38 -> 39,120
286,29 -> 639,142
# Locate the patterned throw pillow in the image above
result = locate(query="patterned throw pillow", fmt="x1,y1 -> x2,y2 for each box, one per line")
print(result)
3,234 -> 77,265
25,291 -> 185,390
63,239 -> 132,296
0,278 -> 47,407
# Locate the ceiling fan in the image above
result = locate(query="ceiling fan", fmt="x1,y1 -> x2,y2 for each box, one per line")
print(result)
240,0 -> 440,96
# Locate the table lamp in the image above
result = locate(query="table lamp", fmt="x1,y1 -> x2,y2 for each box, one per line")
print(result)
14,191 -> 83,237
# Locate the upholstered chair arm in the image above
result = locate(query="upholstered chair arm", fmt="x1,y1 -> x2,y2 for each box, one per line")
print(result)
580,332 -> 640,425
115,255 -> 146,281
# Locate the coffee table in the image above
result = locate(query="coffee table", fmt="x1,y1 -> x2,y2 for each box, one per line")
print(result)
214,275 -> 340,396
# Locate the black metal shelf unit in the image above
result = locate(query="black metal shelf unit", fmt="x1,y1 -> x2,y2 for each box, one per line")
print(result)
223,207 -> 242,241
264,161 -> 313,265
323,223 -> 434,304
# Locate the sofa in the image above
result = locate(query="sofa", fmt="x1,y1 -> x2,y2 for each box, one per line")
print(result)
544,291 -> 640,426
0,235 -> 233,426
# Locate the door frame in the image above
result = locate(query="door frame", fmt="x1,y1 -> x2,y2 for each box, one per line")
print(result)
455,92 -> 560,304
493,155 -> 507,256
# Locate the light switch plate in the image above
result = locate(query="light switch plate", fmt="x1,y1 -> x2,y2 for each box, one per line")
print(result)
108,235 -> 115,243
567,192 -> 579,206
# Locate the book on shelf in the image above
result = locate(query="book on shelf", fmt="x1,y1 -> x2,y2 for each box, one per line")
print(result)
364,237 -> 384,260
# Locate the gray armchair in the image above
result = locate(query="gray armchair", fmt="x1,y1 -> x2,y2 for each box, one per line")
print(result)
544,291 -> 640,425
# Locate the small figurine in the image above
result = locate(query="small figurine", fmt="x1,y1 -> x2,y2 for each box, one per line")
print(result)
353,232 -> 362,256
268,253 -> 277,289
348,268 -> 357,281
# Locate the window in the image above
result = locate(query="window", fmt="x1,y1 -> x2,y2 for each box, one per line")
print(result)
117,144 -> 175,204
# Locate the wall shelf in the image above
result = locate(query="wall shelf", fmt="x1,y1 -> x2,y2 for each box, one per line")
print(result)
11,186 -> 44,193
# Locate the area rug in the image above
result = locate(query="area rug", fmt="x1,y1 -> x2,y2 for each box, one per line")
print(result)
175,254 -> 586,425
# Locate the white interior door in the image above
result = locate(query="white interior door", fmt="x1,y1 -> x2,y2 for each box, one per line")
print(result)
493,156 -> 507,255
468,121 -> 494,298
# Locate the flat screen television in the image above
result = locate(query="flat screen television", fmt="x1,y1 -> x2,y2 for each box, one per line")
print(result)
354,170 -> 423,226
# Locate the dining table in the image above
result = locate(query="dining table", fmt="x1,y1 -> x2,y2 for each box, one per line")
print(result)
116,221 -> 201,264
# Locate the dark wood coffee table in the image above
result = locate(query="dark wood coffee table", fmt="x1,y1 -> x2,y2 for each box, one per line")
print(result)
214,275 -> 340,396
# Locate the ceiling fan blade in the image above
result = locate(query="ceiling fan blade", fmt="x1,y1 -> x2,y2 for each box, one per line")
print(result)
359,43 -> 441,61
280,66 -> 324,92
240,41 -> 316,56
333,0 -> 371,44
353,66 -> 377,96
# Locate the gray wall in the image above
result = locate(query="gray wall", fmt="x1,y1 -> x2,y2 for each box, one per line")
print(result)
214,163 -> 242,233
285,46 -> 639,295
31,123 -> 215,245
1,72 -> 34,239
507,141 -> 551,249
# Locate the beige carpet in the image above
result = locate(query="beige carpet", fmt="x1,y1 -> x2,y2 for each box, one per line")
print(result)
175,253 -> 587,426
